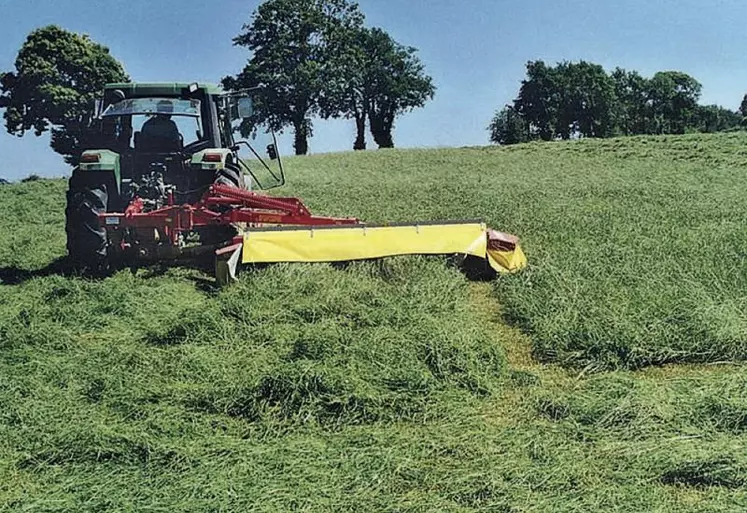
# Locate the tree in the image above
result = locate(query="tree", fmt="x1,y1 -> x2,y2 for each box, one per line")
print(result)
552,61 -> 615,139
226,0 -> 364,155
693,105 -> 742,133
610,68 -> 649,136
738,94 -> 747,127
514,61 -> 558,141
489,105 -> 529,145
514,60 -> 615,141
362,28 -> 434,149
0,26 -> 128,165
316,20 -> 370,150
645,71 -> 702,134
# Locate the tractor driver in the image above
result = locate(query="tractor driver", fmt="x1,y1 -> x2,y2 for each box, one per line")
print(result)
140,99 -> 181,150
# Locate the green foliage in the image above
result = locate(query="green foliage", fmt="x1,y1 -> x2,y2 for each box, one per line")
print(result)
646,71 -> 702,134
319,25 -> 436,151
225,0 -> 364,155
611,67 -> 650,135
488,105 -> 529,145
504,61 -> 732,145
693,104 -> 742,133
0,25 -> 128,165
514,60 -> 556,141
553,61 -> 616,139
361,28 -> 435,149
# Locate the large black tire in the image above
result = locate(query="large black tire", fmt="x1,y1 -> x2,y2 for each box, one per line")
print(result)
65,175 -> 110,270
214,163 -> 245,189
200,164 -> 244,246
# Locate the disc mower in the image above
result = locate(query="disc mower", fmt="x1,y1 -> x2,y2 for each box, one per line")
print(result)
65,82 -> 526,284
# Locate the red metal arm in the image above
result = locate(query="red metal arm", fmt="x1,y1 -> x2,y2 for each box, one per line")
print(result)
99,184 -> 362,246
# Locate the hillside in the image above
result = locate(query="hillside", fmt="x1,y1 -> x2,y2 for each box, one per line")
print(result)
1,133 -> 746,512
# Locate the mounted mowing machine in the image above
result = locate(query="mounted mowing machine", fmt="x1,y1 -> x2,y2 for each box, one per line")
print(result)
64,82 -> 526,284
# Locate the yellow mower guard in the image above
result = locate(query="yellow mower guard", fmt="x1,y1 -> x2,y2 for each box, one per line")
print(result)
215,222 -> 526,284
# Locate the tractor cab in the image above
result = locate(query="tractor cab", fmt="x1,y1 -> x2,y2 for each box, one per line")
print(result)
87,83 -> 283,204
100,97 -> 201,153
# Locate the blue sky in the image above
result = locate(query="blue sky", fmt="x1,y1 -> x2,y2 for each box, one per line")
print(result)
1,0 -> 747,180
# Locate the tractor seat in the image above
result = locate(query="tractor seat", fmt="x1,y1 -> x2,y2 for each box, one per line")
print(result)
136,116 -> 183,152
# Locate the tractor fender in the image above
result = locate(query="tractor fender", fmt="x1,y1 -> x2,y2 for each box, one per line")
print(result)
191,148 -> 233,171
77,150 -> 121,195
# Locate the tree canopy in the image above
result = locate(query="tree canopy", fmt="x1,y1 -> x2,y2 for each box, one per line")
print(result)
488,105 -> 529,146
492,60 -> 737,145
225,0 -> 364,155
0,25 -> 128,165
226,0 -> 435,153
361,28 -> 435,149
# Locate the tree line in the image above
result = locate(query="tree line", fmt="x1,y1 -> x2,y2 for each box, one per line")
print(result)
490,60 -> 744,145
0,0 -> 435,163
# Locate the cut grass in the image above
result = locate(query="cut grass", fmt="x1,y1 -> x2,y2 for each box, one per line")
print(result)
1,133 -> 747,511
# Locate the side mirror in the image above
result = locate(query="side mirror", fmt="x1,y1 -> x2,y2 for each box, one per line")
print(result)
266,143 -> 278,160
237,97 -> 253,119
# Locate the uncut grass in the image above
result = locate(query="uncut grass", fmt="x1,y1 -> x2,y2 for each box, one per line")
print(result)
283,132 -> 747,369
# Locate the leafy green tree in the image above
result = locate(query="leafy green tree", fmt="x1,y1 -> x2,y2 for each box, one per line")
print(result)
515,60 -> 615,141
319,26 -> 435,150
362,28 -> 435,149
552,61 -> 615,139
738,94 -> 747,127
610,68 -> 649,135
0,26 -> 128,165
489,105 -> 529,145
693,105 -> 742,133
514,61 -> 557,141
226,0 -> 364,155
317,23 -> 370,150
645,71 -> 702,134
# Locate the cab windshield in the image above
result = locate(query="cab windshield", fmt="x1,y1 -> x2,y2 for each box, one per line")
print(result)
100,98 -> 204,150
102,98 -> 201,117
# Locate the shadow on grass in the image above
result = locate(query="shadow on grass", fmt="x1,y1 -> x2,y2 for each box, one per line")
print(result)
0,257 -> 81,286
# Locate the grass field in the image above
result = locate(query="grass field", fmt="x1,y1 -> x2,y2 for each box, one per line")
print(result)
1,133 -> 746,511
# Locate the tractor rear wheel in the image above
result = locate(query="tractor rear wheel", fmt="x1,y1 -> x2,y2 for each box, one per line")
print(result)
214,163 -> 245,189
201,164 -> 244,245
65,174 -> 112,271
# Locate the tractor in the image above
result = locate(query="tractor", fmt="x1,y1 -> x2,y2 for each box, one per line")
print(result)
65,82 -> 281,270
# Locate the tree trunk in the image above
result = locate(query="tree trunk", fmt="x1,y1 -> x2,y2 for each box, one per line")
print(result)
353,111 -> 366,151
374,129 -> 394,148
368,111 -> 395,149
293,118 -> 309,156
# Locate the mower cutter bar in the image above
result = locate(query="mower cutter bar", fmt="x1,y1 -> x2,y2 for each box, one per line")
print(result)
97,185 -> 527,285
215,222 -> 527,285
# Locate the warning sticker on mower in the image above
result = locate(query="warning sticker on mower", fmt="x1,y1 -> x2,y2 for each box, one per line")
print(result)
105,217 -> 120,226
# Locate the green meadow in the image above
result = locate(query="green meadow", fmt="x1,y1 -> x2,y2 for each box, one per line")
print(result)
1,132 -> 746,511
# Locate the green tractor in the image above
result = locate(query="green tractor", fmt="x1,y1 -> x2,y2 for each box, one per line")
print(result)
65,82 -> 282,270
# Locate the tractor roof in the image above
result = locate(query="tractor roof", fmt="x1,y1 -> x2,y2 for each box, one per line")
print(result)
104,82 -> 224,96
